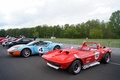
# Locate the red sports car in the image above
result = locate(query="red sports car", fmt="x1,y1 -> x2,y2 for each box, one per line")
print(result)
42,42 -> 112,75
0,38 -> 8,44
0,38 -> 4,41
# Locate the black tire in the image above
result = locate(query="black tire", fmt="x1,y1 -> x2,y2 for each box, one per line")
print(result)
3,45 -> 5,47
101,53 -> 111,64
21,49 -> 31,58
68,60 -> 81,75
53,45 -> 61,50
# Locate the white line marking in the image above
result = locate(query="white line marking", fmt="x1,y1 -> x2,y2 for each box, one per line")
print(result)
110,62 -> 120,66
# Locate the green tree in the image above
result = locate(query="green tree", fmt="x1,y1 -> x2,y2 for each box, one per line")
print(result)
109,10 -> 120,38
89,28 -> 103,39
0,29 -> 6,37
33,28 -> 39,38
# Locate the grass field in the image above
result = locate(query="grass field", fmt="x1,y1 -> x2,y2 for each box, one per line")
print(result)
37,38 -> 120,48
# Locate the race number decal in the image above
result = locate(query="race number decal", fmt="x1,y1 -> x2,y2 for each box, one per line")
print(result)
38,47 -> 44,53
95,52 -> 100,59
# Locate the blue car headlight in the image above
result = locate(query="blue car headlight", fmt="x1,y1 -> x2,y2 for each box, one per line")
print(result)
9,46 -> 20,52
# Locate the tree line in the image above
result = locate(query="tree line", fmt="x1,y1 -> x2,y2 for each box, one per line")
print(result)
0,10 -> 120,39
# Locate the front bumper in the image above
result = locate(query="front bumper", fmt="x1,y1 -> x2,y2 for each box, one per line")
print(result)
47,62 -> 59,69
45,59 -> 71,70
7,50 -> 21,56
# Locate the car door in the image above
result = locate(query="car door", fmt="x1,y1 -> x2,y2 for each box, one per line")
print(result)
82,50 -> 95,64
85,43 -> 102,63
33,45 -> 40,54
34,42 -> 51,54
81,46 -> 99,64
92,44 -> 101,61
43,43 -> 52,53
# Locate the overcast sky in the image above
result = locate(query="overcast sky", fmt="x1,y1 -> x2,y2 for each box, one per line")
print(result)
0,0 -> 120,30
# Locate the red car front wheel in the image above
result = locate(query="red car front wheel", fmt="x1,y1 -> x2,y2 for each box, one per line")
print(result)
68,60 -> 81,75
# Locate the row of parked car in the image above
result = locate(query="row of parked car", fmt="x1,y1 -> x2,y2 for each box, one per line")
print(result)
0,37 -> 63,57
0,37 -> 32,48
0,37 -> 112,75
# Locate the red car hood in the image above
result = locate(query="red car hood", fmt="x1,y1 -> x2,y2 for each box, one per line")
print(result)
42,48 -> 84,63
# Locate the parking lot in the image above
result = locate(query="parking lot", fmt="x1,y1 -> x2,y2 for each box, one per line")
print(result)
0,45 -> 120,80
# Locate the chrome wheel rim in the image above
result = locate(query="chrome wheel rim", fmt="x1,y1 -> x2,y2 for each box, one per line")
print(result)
74,63 -> 81,73
23,49 -> 30,57
106,54 -> 110,63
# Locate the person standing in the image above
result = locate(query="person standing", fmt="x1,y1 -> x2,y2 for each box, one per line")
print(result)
33,35 -> 37,41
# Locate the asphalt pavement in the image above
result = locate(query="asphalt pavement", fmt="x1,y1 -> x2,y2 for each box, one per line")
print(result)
0,45 -> 120,80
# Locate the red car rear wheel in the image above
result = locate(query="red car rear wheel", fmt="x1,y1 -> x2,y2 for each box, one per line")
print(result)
101,53 -> 111,64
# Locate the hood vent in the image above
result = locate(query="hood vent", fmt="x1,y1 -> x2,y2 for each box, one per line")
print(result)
66,51 -> 69,54
60,50 -> 62,53
59,50 -> 69,54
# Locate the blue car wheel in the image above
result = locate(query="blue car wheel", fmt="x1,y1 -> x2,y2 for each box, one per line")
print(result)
53,45 -> 61,50
21,48 -> 31,58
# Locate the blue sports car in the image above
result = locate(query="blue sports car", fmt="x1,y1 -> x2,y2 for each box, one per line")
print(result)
7,41 -> 63,57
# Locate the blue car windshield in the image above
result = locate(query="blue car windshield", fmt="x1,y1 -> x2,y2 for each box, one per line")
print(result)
27,41 -> 48,46
27,41 -> 38,46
